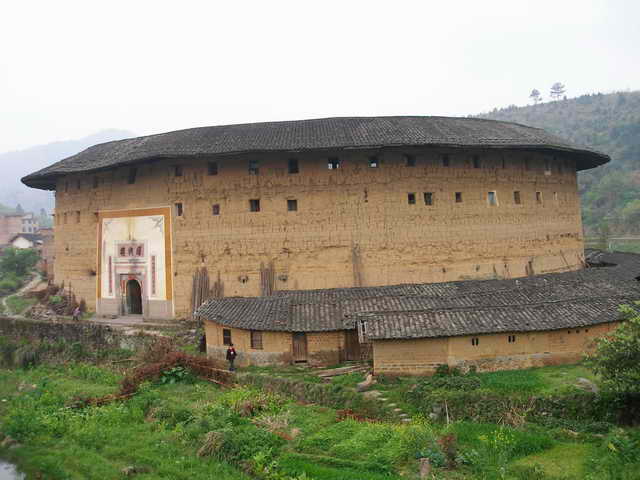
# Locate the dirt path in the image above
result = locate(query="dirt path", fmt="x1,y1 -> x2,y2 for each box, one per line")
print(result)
1,272 -> 42,317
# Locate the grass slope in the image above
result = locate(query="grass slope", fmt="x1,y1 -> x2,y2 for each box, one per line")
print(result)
0,363 -> 638,479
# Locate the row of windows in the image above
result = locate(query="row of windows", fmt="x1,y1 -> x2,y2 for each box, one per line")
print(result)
174,189 -> 560,218
57,189 -> 562,224
180,155 -> 567,176
61,154 -> 572,191
55,211 -> 81,225
470,329 -> 591,346
222,328 -> 263,350
408,190 -> 555,206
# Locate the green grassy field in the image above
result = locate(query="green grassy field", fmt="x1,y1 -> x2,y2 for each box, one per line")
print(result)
4,295 -> 37,315
1,362 -> 638,479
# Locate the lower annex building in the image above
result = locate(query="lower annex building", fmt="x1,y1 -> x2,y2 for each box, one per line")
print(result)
196,250 -> 640,374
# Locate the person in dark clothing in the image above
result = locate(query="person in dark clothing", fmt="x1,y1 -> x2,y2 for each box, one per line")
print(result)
226,343 -> 237,371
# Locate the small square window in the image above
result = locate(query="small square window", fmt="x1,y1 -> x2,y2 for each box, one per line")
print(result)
442,154 -> 450,167
250,199 -> 261,212
174,165 -> 183,177
455,192 -> 463,203
424,192 -> 434,206
514,191 -> 521,205
175,202 -> 183,217
472,155 -> 480,168
208,162 -> 218,175
288,158 -> 299,174
223,329 -> 232,346
369,157 -> 379,168
404,154 -> 416,167
249,160 -> 259,175
508,335 -> 516,343
251,331 -> 263,350
93,177 -> 99,189
408,193 -> 416,205
287,199 -> 298,211
328,158 -> 340,170
536,192 -> 543,204
212,204 -> 220,216
128,167 -> 137,184
76,211 -> 81,223
471,337 -> 479,346
488,191 -> 497,206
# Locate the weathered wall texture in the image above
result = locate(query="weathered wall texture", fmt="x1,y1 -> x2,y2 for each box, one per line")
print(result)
0,215 -> 22,245
373,322 -> 620,375
203,320 -> 348,367
0,316 -> 150,351
204,320 -> 293,366
52,147 -> 584,319
40,228 -> 55,280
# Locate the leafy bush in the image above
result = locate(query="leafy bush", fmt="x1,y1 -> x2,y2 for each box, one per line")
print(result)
0,275 -> 20,295
0,247 -> 39,277
48,295 -> 63,304
160,366 -> 195,385
586,304 -> 640,394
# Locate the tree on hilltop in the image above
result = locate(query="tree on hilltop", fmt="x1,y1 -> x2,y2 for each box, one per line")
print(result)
550,82 -> 566,101
529,89 -> 542,104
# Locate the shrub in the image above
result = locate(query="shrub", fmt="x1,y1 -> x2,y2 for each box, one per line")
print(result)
586,304 -> 640,394
48,295 -> 63,305
0,276 -> 20,295
160,366 -> 195,385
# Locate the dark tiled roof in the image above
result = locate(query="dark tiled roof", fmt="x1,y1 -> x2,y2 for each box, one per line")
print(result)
363,297 -> 630,340
22,116 -> 609,190
195,251 -> 640,337
9,233 -> 43,244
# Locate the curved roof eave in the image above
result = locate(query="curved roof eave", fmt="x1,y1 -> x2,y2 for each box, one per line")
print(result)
21,116 -> 610,190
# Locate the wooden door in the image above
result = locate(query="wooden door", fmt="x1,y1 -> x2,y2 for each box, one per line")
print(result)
292,333 -> 308,362
345,330 -> 361,361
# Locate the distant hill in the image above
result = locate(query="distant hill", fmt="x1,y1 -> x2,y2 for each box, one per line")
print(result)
478,91 -> 640,235
0,129 -> 134,215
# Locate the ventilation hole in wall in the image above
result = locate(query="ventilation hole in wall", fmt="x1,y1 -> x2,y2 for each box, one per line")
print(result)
239,275 -> 249,284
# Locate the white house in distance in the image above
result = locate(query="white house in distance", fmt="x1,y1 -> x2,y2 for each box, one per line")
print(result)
9,233 -> 43,250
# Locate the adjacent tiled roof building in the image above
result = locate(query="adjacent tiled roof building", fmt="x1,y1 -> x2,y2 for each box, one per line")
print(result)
195,250 -> 640,338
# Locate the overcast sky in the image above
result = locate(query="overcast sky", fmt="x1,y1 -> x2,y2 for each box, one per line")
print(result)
1,0 -> 639,153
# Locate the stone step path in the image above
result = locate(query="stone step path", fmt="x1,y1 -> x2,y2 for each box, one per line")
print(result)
1,272 -> 42,317
315,364 -> 369,378
360,385 -> 414,424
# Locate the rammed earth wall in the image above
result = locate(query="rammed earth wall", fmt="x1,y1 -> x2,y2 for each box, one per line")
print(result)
373,321 -> 621,375
52,148 -> 584,319
204,320 -> 348,367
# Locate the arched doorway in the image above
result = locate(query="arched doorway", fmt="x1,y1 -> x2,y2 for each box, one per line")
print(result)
126,279 -> 143,315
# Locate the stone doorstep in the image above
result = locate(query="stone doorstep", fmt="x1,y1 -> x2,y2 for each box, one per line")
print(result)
315,365 -> 369,378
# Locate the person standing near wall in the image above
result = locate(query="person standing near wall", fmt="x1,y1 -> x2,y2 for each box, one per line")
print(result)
226,343 -> 237,371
